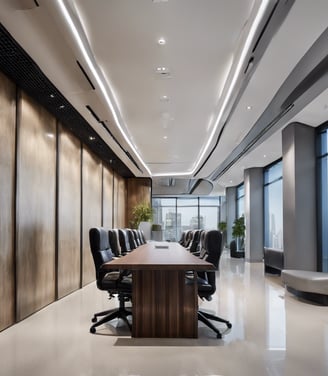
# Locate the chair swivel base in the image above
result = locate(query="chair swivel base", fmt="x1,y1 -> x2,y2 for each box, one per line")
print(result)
90,294 -> 132,333
198,310 -> 232,339
90,308 -> 132,333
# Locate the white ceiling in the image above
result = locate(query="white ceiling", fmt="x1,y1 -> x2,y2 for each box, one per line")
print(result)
0,0 -> 328,195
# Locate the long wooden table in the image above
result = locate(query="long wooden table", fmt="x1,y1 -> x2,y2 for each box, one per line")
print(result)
102,242 -> 214,338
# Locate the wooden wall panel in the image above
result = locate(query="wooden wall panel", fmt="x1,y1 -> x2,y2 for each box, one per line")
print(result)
103,165 -> 113,228
126,178 -> 152,227
82,146 -> 102,286
16,91 -> 56,321
0,72 -> 16,331
113,174 -> 127,228
57,125 -> 81,298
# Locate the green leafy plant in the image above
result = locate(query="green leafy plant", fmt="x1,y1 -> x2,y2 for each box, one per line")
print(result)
218,221 -> 227,232
232,215 -> 245,250
151,223 -> 162,231
131,202 -> 153,229
232,216 -> 245,238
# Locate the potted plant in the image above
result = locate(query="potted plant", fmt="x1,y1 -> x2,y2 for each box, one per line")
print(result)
232,215 -> 245,253
151,223 -> 162,241
131,202 -> 153,229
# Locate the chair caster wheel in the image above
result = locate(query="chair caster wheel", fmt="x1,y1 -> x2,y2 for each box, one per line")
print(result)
91,317 -> 97,323
90,327 -> 96,334
227,323 -> 232,329
216,333 -> 222,339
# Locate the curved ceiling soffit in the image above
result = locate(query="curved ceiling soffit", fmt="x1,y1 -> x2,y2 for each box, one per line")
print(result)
209,24 -> 328,181
194,0 -> 295,180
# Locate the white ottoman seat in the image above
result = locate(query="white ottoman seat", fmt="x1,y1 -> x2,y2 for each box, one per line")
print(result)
281,269 -> 328,305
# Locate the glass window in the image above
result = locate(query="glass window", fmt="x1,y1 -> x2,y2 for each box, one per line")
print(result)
199,197 -> 220,206
236,183 -> 244,218
152,196 -> 221,241
264,161 -> 283,250
317,128 -> 328,272
199,206 -> 219,230
177,198 -> 198,206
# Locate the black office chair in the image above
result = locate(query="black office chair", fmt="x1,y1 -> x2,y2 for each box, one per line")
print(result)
108,228 -> 122,257
194,229 -> 232,338
126,228 -> 138,250
132,229 -> 142,246
138,229 -> 146,244
89,227 -> 132,333
118,228 -> 132,254
187,229 -> 201,253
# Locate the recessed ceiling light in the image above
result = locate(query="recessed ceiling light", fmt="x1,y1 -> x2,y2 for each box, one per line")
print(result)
155,67 -> 171,77
89,136 -> 96,141
263,154 -> 267,158
158,38 -> 166,45
247,105 -> 252,110
50,94 -> 55,98
59,105 -> 65,109
160,95 -> 169,102
163,136 -> 168,140
153,0 -> 168,3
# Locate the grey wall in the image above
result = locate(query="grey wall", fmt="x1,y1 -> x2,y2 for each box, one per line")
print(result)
244,167 -> 264,262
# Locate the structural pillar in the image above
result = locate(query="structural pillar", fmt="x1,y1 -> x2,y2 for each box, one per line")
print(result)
244,167 -> 264,262
226,186 -> 236,245
282,122 -> 317,270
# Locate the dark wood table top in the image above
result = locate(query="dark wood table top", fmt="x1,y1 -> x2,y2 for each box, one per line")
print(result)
102,242 -> 215,271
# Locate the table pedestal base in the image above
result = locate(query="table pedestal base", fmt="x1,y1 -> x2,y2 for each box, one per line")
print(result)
132,270 -> 198,338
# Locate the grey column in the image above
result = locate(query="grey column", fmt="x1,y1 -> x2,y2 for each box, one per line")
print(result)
226,186 -> 236,245
244,167 -> 264,262
282,122 -> 317,270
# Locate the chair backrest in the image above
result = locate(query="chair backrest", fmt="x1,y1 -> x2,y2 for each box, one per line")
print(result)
126,228 -> 137,250
108,229 -> 122,257
199,230 -> 223,297
198,230 -> 207,258
89,227 -> 114,284
204,229 -> 222,269
132,229 -> 141,246
118,228 -> 132,253
188,229 -> 201,253
137,229 -> 146,245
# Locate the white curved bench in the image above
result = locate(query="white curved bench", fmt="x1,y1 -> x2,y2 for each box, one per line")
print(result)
281,269 -> 328,305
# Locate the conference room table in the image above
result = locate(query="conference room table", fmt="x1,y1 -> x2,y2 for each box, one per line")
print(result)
102,241 -> 214,338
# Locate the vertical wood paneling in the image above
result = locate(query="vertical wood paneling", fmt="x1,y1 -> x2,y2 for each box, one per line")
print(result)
57,125 -> 81,298
126,178 -> 152,227
113,173 -> 119,228
16,91 -> 56,321
117,174 -> 127,228
102,165 -> 113,228
82,146 -> 102,286
0,72 -> 16,331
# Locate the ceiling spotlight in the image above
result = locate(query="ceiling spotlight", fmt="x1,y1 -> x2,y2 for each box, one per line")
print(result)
59,105 -> 65,109
160,95 -> 169,102
163,136 -> 168,140
50,94 -> 55,98
158,38 -> 166,45
247,105 -> 252,110
89,136 -> 96,141
155,67 -> 171,77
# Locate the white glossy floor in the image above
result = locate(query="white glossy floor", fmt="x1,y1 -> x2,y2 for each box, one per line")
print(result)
1,251 -> 328,376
